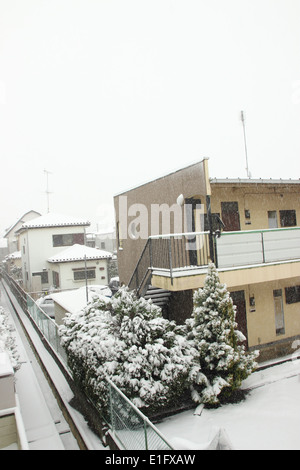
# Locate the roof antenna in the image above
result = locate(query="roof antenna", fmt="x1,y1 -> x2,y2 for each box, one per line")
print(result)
241,111 -> 251,178
44,169 -> 53,213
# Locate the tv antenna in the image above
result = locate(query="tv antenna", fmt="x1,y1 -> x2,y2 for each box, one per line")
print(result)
241,111 -> 251,178
44,169 -> 53,213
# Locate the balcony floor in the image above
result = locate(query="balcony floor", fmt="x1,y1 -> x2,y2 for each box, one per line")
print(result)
151,258 -> 300,291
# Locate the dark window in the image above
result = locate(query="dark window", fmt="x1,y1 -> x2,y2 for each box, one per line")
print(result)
53,233 -> 84,247
221,202 -> 240,231
279,210 -> 297,227
73,268 -> 96,281
285,286 -> 300,304
32,271 -> 49,284
52,271 -> 60,288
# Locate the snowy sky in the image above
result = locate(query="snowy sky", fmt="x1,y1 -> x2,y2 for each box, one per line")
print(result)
0,0 -> 300,234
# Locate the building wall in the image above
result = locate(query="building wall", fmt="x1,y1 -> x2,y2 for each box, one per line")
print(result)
114,159 -> 210,285
48,258 -> 109,291
210,182 -> 300,231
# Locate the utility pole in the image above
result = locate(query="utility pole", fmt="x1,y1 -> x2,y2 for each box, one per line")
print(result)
241,111 -> 251,178
44,169 -> 53,213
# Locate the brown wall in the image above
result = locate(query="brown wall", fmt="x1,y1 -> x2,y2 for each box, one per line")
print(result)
114,159 -> 210,285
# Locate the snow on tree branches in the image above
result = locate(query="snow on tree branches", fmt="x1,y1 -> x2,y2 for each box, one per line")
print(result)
186,263 -> 259,406
59,287 -> 201,415
0,307 -> 21,371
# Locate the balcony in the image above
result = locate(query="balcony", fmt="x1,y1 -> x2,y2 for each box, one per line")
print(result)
128,227 -> 300,293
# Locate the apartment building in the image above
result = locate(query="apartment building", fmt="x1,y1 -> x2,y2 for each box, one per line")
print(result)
114,159 -> 300,361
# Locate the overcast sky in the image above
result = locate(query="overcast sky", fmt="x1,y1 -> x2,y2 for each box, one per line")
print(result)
0,0 -> 300,235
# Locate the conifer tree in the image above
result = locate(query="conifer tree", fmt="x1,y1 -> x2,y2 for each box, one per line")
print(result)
187,263 -> 258,406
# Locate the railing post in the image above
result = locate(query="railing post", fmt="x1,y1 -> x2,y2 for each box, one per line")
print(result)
144,421 -> 148,450
261,231 -> 266,263
168,237 -> 173,285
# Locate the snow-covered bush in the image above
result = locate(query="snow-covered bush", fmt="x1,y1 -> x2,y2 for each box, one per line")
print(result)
59,287 -> 200,416
0,307 -> 21,371
186,263 -> 258,406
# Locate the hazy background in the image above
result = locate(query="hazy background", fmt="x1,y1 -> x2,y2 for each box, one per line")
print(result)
0,0 -> 300,234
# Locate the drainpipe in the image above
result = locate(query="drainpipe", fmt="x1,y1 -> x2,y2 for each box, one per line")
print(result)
206,195 -> 215,264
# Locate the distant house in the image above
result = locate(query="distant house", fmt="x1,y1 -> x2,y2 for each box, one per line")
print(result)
17,212 -> 90,292
50,285 -> 111,325
47,244 -> 112,291
86,228 -> 117,253
4,210 -> 41,255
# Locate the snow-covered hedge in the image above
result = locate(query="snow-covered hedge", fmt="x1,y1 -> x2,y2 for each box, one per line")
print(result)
0,307 -> 20,371
59,265 -> 258,414
59,287 -> 201,415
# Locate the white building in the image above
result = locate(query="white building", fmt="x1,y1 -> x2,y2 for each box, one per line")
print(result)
47,244 -> 112,291
17,213 -> 90,292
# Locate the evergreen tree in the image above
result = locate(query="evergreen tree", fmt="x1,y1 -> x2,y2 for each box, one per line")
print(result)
187,263 -> 258,406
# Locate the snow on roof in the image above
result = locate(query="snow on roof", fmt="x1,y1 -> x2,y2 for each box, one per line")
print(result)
20,212 -> 90,229
210,177 -> 300,185
4,210 -> 41,237
7,251 -> 21,260
51,286 -> 110,314
48,244 -> 112,263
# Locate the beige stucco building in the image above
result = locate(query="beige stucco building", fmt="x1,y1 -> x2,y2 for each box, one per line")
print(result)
114,159 -> 300,361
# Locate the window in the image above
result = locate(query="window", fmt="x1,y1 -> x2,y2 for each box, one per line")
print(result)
285,286 -> 300,304
273,289 -> 285,335
279,210 -> 297,227
52,271 -> 60,288
53,233 -> 84,247
73,268 -> 96,281
32,271 -> 49,284
268,211 -> 278,229
221,202 -> 240,231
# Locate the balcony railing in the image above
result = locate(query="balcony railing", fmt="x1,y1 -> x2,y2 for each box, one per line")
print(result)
128,227 -> 300,294
216,226 -> 300,268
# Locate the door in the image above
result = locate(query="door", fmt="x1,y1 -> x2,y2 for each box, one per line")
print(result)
268,211 -> 278,228
273,289 -> 285,335
221,202 -> 240,231
185,198 -> 202,265
230,290 -> 248,348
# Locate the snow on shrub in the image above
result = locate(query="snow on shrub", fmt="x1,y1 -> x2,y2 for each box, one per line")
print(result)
186,263 -> 259,406
0,307 -> 21,371
59,287 -> 201,415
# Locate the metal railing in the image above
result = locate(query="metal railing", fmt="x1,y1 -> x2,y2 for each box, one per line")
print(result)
129,227 -> 300,292
107,378 -> 173,450
216,226 -> 300,269
1,270 -> 173,450
128,231 -> 210,294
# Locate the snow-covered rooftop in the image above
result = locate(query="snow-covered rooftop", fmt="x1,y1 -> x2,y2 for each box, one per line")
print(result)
48,244 -> 112,263
6,251 -> 21,260
20,212 -> 90,229
51,286 -> 111,314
